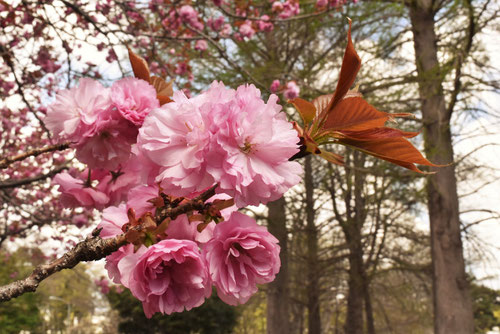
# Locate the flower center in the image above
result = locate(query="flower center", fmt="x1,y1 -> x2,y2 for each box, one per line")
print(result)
240,138 -> 253,154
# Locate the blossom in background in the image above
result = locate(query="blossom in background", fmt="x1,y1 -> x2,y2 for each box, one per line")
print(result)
203,212 -> 281,305
284,81 -> 300,99
128,239 -> 211,317
257,15 -> 273,32
239,21 -> 255,39
194,40 -> 208,51
270,79 -> 281,93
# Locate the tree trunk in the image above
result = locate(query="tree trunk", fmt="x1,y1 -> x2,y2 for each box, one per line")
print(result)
343,152 -> 372,334
409,2 -> 474,333
266,197 -> 290,334
305,156 -> 321,334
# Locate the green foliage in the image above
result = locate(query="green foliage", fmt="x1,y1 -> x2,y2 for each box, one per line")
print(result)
472,283 -> 500,333
0,248 -> 43,334
107,287 -> 237,334
37,263 -> 97,333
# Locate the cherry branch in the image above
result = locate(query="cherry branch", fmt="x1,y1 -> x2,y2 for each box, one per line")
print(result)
0,164 -> 69,189
0,184 -> 219,302
0,143 -> 71,169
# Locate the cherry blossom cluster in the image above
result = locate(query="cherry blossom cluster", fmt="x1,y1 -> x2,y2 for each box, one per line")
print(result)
44,76 -> 302,316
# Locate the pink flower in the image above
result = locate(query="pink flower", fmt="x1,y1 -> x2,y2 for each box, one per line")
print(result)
98,204 -> 128,239
98,205 -> 147,285
272,2 -> 284,12
203,212 -> 280,305
239,21 -> 255,39
205,84 -> 302,207
279,1 -> 300,19
138,81 -> 302,206
270,79 -> 281,93
316,0 -> 328,7
126,184 -> 158,218
165,214 -> 215,244
110,77 -> 159,127
53,170 -> 109,210
208,16 -> 224,31
257,15 -> 273,32
101,162 -> 144,206
129,239 -> 211,317
179,5 -> 197,21
137,90 -> 216,197
45,78 -> 111,141
194,40 -> 208,51
284,80 -> 300,99
74,109 -> 138,170
220,24 -> 232,37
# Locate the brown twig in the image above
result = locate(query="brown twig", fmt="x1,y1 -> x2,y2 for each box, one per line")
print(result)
0,143 -> 71,170
0,184 -> 219,302
0,234 -> 127,302
0,164 -> 69,189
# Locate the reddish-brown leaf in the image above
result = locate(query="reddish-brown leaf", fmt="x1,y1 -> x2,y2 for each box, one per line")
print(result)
338,136 -> 439,173
323,97 -> 390,131
319,150 -> 344,165
157,95 -> 173,106
128,48 -> 150,83
289,97 -> 317,124
312,94 -> 333,116
335,127 -> 419,140
150,76 -> 173,97
321,19 -> 361,119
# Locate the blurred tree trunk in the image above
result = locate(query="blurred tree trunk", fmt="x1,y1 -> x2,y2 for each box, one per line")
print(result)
305,156 -> 321,334
408,2 -> 474,333
340,152 -> 375,334
266,197 -> 290,334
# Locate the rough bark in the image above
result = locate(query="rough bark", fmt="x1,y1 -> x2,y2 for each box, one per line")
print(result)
342,152 -> 372,334
304,156 -> 321,334
409,2 -> 474,333
266,197 -> 290,334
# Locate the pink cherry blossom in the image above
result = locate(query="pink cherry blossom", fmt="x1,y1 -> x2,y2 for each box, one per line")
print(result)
74,109 -> 138,170
97,204 -> 128,239
270,79 -> 281,93
205,83 -> 302,207
126,184 -> 158,218
110,77 -> 159,127
53,169 -> 109,210
257,15 -> 274,32
194,40 -> 208,51
101,162 -> 144,206
279,1 -> 300,19
98,204 -> 147,285
165,214 -> 216,244
129,239 -> 211,317
203,212 -> 281,305
45,78 -> 111,141
239,21 -> 255,39
137,90 -> 216,197
220,24 -> 232,37
284,80 -> 300,99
